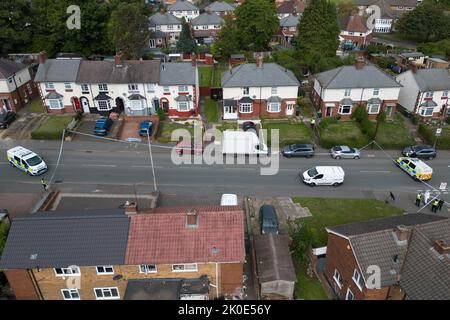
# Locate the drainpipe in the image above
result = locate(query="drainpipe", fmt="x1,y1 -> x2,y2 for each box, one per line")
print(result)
28,268 -> 44,300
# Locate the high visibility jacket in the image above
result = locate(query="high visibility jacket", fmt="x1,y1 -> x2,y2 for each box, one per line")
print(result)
416,194 -> 421,200
433,200 -> 439,206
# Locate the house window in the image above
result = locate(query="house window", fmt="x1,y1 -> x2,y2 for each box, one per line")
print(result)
425,91 -> 434,98
195,26 -> 199,30
147,84 -> 156,93
243,87 -> 249,95
98,84 -> 108,92
45,82 -> 55,90
178,85 -> 188,93
168,25 -> 174,30
172,263 -> 198,272
61,289 -> 80,300
442,90 -> 448,98
96,266 -> 114,275
97,100 -> 111,111
344,89 -> 351,97
81,84 -> 89,93
139,265 -> 157,274
373,88 -> 379,96
48,99 -> 64,109
267,102 -> 281,112
333,269 -> 342,288
128,84 -> 139,92
27,83 -> 32,94
64,83 -> 72,90
156,25 -> 161,30
271,87 -> 277,95
352,269 -> 364,291
178,101 -> 189,111
94,287 -> 120,300
239,103 -> 253,113
367,104 -> 380,114
349,32 -> 354,35
420,107 -> 434,116
338,105 -> 352,115
130,100 -> 143,110
163,86 -> 170,93
7,77 -> 13,84
346,288 -> 355,300
54,267 -> 80,277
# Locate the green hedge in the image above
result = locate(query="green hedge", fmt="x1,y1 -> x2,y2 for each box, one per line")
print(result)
419,124 -> 450,149
31,116 -> 74,140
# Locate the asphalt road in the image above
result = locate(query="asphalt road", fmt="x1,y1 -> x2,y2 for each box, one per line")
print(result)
1,139 -> 450,206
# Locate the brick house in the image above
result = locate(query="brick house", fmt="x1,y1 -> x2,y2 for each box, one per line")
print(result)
203,1 -> 235,18
221,56 -> 299,119
167,0 -> 200,22
311,59 -> 401,120
396,68 -> 450,120
0,58 -> 39,113
0,206 -> 245,300
339,14 -> 372,49
276,0 -> 306,19
34,52 -> 199,118
149,13 -> 182,48
324,214 -> 449,300
277,14 -> 300,48
191,12 -> 224,45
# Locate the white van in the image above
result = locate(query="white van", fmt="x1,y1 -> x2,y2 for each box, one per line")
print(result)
221,131 -> 269,155
7,146 -> 48,176
301,166 -> 344,186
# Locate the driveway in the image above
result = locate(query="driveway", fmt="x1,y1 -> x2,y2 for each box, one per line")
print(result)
73,115 -> 123,142
118,116 -> 159,142
0,113 -> 49,140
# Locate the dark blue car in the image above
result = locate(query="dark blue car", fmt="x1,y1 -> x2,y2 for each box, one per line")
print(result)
94,117 -> 113,136
139,121 -> 153,137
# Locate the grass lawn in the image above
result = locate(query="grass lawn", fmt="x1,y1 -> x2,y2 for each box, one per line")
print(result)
216,121 -> 237,132
262,121 -> 313,147
31,115 -> 73,140
204,98 -> 220,123
375,115 -> 415,149
212,64 -> 227,87
419,124 -> 450,149
23,99 -> 44,113
295,270 -> 328,300
319,121 -> 368,148
292,197 -> 404,247
198,66 -> 212,87
157,121 -> 196,143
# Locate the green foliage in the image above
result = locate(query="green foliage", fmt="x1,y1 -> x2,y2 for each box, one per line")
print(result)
214,15 -> 240,58
366,44 -> 385,54
377,110 -> 387,123
31,116 -> 73,140
319,120 -> 368,148
289,221 -> 313,264
352,105 -> 369,122
271,50 -> 304,80
376,57 -> 395,69
417,39 -> 450,56
446,117 -> 450,125
360,118 -> 375,137
0,0 -> 33,55
411,114 -> 420,125
177,18 -> 195,53
0,222 -> 8,257
234,0 -> 279,51
318,117 -> 338,130
419,125 -> 450,149
157,108 -> 166,121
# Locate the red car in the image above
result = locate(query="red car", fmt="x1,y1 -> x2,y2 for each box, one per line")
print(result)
175,140 -> 203,155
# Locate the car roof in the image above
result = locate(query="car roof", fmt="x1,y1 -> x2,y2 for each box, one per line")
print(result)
293,143 -> 312,148
414,145 -> 432,150
260,205 -> 277,218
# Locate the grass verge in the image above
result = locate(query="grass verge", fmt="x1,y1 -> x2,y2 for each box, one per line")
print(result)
31,115 -> 73,140
204,98 -> 220,123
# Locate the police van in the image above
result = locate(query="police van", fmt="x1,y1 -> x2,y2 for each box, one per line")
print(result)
396,157 -> 432,181
7,146 -> 48,176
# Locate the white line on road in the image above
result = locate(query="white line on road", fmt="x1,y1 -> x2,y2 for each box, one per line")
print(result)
81,164 -> 117,168
360,170 -> 391,173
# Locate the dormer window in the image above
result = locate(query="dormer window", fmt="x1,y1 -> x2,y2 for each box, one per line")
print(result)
128,84 -> 139,92
45,82 -> 55,90
98,84 -> 108,92
186,208 -> 198,227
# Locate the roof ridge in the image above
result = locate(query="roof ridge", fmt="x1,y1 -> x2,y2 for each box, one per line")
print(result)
222,64 -> 244,86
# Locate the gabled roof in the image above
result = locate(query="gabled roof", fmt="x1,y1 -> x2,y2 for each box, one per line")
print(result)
315,65 -> 402,89
125,206 -> 245,265
168,0 -> 199,11
410,69 -> 450,92
354,0 -> 414,19
34,59 -> 81,82
0,59 -> 27,79
149,13 -> 181,27
76,60 -> 160,84
399,219 -> 450,300
277,0 -> 305,14
160,62 -> 196,85
0,212 -> 130,269
204,1 -> 235,12
280,14 -> 300,28
340,15 -> 368,33
222,63 -> 299,87
191,12 -> 224,26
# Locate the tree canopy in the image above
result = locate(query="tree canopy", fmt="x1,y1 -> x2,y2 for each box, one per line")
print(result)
213,14 -> 240,58
176,18 -> 195,53
0,0 -> 33,55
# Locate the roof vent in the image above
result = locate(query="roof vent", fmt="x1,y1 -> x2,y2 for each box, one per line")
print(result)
393,254 -> 399,264
394,225 -> 410,243
212,246 -> 219,254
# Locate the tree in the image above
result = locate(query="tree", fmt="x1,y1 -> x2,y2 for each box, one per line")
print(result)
177,18 -> 195,53
109,2 -> 151,59
336,0 -> 356,18
213,15 -> 240,58
234,0 -> 279,51
0,0 -> 33,55
396,0 -> 450,42
417,39 -> 450,56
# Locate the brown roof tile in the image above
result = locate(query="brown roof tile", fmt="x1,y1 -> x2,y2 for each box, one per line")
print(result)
340,15 -> 369,33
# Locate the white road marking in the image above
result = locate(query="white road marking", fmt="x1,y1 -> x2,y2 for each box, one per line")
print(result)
367,154 -> 375,158
81,164 -> 117,168
360,170 -> 391,173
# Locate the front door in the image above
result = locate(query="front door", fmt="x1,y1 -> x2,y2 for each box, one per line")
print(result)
1,98 -> 11,112
149,39 -> 156,48
80,97 -> 90,113
153,98 -> 159,113
72,97 -> 82,113
385,105 -> 393,117
326,106 -> 333,117
162,100 -> 169,112
286,104 -> 294,116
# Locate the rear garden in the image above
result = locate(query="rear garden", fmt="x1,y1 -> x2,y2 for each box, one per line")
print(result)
198,64 -> 226,88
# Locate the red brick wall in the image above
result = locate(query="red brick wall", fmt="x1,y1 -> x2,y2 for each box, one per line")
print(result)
167,109 -> 195,118
4,269 -> 40,300
46,105 -> 76,114
341,33 -> 372,48
0,80 -> 39,113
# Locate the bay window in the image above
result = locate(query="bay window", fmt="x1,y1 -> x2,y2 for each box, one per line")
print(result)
267,102 -> 281,112
48,99 -> 63,109
420,107 -> 434,116
178,101 -> 189,111
338,105 -> 352,115
239,103 -> 252,113
130,100 -> 143,110
367,104 -> 380,114
97,100 -> 111,111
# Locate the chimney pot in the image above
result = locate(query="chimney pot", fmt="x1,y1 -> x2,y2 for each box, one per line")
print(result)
256,54 -> 263,68
124,201 -> 137,215
192,53 -> 197,66
355,57 -> 365,70
410,63 -> 418,73
115,51 -> 124,67
395,225 -> 410,242
38,51 -> 47,65
434,239 -> 450,255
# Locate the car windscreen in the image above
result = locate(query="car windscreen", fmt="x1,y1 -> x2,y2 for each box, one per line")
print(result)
26,156 -> 43,166
332,146 -> 341,151
307,168 -> 318,177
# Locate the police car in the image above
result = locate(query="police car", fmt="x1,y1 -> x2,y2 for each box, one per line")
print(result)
7,146 -> 48,176
396,157 -> 432,181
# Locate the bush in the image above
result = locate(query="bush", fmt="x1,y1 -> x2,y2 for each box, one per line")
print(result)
319,117 -> 338,130
446,117 -> 450,125
377,111 -> 387,123
157,108 -> 166,121
411,114 -> 420,125
352,105 -> 369,123
360,118 -> 375,137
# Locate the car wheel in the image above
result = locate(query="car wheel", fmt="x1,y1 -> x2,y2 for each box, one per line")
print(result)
429,156 -> 435,160
335,156 -> 341,160
332,182 -> 339,187
354,156 -> 360,160
306,155 -> 312,158
309,183 -> 316,187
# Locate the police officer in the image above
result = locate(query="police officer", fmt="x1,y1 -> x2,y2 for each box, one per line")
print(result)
415,193 -> 422,207
310,118 -> 316,130
41,178 -> 48,191
431,199 -> 439,213
438,199 -> 445,211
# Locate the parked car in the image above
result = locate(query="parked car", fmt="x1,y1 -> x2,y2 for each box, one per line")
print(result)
242,121 -> 256,131
282,144 -> 315,158
175,140 -> 203,155
0,112 -> 16,129
301,166 -> 345,186
330,145 -> 360,159
139,120 -> 153,137
220,194 -> 238,206
94,117 -> 113,136
7,146 -> 48,176
260,204 -> 279,234
402,145 -> 436,160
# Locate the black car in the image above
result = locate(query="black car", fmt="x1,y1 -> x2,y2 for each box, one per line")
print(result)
402,145 -> 436,160
0,112 -> 16,129
281,143 -> 315,158
260,205 -> 279,234
242,121 -> 256,131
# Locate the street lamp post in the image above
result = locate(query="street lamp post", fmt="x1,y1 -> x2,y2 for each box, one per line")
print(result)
147,133 -> 158,192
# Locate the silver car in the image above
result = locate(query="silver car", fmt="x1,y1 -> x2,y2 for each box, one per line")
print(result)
330,145 -> 360,159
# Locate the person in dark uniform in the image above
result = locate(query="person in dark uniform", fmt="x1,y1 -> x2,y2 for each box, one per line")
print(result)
438,199 -> 445,211
415,193 -> 422,207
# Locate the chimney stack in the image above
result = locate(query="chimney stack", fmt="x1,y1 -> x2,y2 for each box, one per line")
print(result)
124,201 -> 138,215
38,51 -> 47,65
256,54 -> 263,69
355,57 -> 365,70
186,208 -> 198,227
395,225 -> 411,242
115,51 -> 124,67
433,240 -> 450,255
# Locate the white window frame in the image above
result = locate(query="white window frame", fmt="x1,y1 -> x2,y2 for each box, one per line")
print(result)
128,84 -> 139,92
421,107 -> 434,116
139,264 -> 157,274
130,99 -> 144,110
346,288 -> 355,300
96,266 -> 114,275
344,89 -> 351,97
81,84 -> 89,93
286,104 -> 294,111
239,103 -> 252,113
172,263 -> 198,272
147,84 -> 156,93
267,102 -> 281,113
178,101 -> 190,111
333,269 -> 342,288
338,105 -> 352,115
373,88 -> 379,96
167,25 -> 174,30
442,90 -> 448,98
271,87 -> 277,95
94,287 -> 120,300
7,77 -> 13,84
45,82 -> 54,90
48,99 -> 64,109
61,288 -> 80,300
163,86 -> 170,93
54,267 -> 81,277
425,91 -> 434,98
243,87 -> 249,95
97,100 -> 111,111
27,83 -> 32,94
367,104 -> 380,114
98,83 -> 108,92
352,269 -> 364,291
64,83 -> 72,90
178,85 -> 189,93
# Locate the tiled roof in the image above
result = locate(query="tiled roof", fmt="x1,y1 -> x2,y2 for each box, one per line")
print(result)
0,58 -> 27,79
279,14 -> 300,28
191,12 -> 224,26
340,15 -> 368,33
168,0 -> 199,11
410,69 -> 450,92
315,65 -> 402,89
160,62 -> 196,85
149,13 -> 181,26
125,206 -> 245,265
204,1 -> 235,12
34,59 -> 81,82
277,0 -> 305,14
222,63 -> 299,87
